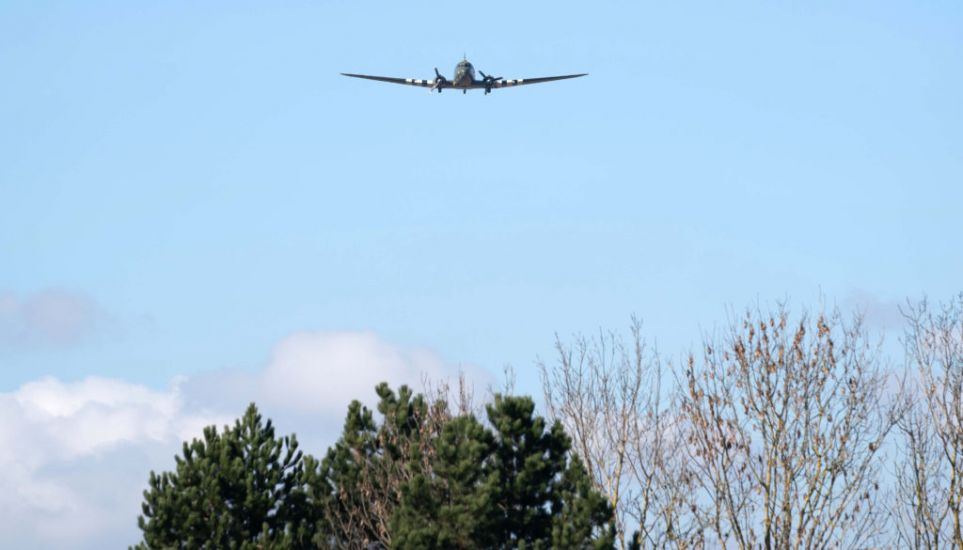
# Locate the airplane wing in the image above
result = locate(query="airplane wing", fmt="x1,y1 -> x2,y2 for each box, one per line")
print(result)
480,74 -> 588,90
341,73 -> 439,89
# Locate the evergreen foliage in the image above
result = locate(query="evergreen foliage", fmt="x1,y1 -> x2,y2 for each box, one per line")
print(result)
133,404 -> 313,549
485,395 -> 614,549
390,395 -> 615,549
391,414 -> 499,549
135,387 -> 614,549
550,454 -> 616,549
304,398 -> 379,546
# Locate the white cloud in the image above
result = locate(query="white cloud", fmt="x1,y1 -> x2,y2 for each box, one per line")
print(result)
260,330 -> 454,414
0,376 -> 229,549
0,330 -> 489,549
0,289 -> 110,350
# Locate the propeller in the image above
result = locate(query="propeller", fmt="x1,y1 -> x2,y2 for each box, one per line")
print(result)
430,67 -> 448,93
478,70 -> 502,95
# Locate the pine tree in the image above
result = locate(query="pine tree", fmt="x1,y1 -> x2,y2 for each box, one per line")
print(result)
133,404 -> 314,549
135,387 -> 613,549
391,394 -> 615,550
486,394 -> 570,548
486,394 -> 615,549
391,414 -> 499,549
550,454 -> 616,549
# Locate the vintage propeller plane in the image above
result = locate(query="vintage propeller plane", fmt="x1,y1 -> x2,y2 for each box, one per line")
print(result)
342,58 -> 587,95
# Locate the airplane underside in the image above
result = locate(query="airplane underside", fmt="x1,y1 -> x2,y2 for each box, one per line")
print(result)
342,59 -> 586,95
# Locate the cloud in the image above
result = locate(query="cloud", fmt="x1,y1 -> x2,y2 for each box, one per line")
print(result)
181,330 -> 491,445
0,289 -> 110,351
261,330 -> 455,414
0,376 -> 230,550
0,330 -> 489,549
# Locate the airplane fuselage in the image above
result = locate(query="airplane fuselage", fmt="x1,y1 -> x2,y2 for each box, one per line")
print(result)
452,60 -> 476,88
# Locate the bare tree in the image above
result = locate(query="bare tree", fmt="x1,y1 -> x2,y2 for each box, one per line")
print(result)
423,370 -> 478,418
540,319 -> 696,549
893,295 -> 963,548
680,306 -> 901,549
892,399 -> 951,549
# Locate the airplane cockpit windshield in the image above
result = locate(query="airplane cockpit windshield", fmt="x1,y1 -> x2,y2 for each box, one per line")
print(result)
456,60 -> 474,78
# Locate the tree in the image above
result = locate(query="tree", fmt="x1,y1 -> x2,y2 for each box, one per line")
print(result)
486,394 -> 615,549
550,453 -> 617,549
320,387 -> 615,549
390,395 -> 615,549
391,414 -> 498,549
681,307 -> 901,549
307,383 -> 448,549
132,385 -> 618,549
893,295 -> 963,548
133,404 -> 313,550
541,319 -> 694,549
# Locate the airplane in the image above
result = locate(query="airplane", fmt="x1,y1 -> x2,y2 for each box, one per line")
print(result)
341,58 -> 587,95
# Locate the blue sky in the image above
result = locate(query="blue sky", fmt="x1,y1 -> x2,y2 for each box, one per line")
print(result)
1,2 -> 961,546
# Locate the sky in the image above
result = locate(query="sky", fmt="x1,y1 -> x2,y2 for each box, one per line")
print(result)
1,1 -> 962,547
